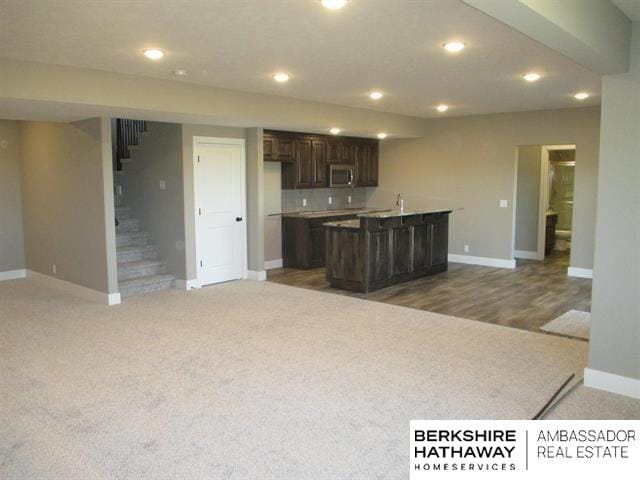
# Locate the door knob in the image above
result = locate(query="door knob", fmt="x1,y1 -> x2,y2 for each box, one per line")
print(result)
235,217 -> 243,222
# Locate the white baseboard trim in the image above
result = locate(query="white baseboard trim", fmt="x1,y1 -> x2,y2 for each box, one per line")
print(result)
0,268 -> 26,281
246,270 -> 267,281
514,250 -> 540,260
448,254 -> 516,269
568,267 -> 593,279
264,258 -> 283,270
27,270 -> 120,305
175,279 -> 201,290
584,368 -> 640,400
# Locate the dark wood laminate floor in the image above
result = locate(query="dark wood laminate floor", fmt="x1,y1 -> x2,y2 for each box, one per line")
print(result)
267,251 -> 592,336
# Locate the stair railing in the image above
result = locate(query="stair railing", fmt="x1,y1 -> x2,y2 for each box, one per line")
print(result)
116,119 -> 147,171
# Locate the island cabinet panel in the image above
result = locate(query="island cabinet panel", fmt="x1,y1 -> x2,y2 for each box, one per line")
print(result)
265,130 -> 377,188
282,214 -> 358,269
326,211 -> 451,293
412,224 -> 432,269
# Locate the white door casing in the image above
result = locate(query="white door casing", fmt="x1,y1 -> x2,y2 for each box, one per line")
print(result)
193,137 -> 247,286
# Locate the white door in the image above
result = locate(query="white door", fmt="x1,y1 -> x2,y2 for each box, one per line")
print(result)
194,138 -> 246,286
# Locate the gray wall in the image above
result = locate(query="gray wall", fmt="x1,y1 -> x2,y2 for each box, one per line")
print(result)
0,120 -> 25,273
377,107 -> 600,268
19,119 -> 116,293
245,128 -> 264,272
181,124 -> 247,280
264,162 -> 282,263
589,22 -> 640,383
118,121 -> 186,279
515,146 -> 542,253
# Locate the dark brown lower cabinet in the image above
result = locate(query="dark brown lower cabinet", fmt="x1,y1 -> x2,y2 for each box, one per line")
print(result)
282,214 -> 358,269
325,211 -> 451,293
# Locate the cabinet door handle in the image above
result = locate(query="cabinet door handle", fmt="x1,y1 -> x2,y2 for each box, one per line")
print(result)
235,217 -> 243,222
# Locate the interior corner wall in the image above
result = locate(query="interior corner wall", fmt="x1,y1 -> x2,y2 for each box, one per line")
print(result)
245,128 -> 265,273
515,145 -> 542,253
19,118 -> 115,294
264,161 -> 282,263
0,120 -> 25,273
588,22 -> 640,387
377,107 -> 600,266
118,121 -> 186,280
181,124 -> 247,281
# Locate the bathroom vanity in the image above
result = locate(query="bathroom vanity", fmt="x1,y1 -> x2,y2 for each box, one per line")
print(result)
324,209 -> 452,293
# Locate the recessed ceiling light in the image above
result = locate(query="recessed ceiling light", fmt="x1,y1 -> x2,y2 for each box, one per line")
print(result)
321,0 -> 348,10
369,91 -> 384,100
436,104 -> 449,113
522,72 -> 542,82
273,72 -> 291,83
142,48 -> 164,60
173,69 -> 187,76
443,41 -> 465,53
329,127 -> 341,135
377,132 -> 388,139
574,92 -> 590,100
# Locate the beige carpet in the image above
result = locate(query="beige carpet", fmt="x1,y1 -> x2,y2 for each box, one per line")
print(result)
1,279 -> 638,479
541,309 -> 591,339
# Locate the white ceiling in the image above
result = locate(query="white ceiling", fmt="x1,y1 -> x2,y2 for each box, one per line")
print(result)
613,0 -> 640,21
0,0 -> 601,119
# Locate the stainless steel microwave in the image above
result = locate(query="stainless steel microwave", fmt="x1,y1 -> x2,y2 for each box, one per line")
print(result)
329,164 -> 355,187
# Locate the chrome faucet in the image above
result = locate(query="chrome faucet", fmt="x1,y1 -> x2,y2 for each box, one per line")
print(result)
396,193 -> 405,214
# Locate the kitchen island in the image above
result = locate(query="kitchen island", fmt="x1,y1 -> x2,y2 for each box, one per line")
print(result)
324,209 -> 452,293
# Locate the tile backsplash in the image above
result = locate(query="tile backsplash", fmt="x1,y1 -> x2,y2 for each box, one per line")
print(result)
281,187 -> 371,213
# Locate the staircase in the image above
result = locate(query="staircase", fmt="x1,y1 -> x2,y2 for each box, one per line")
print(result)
115,205 -> 176,298
114,119 -> 176,298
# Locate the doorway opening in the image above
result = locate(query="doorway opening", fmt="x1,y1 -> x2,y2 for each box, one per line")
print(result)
513,144 -> 576,262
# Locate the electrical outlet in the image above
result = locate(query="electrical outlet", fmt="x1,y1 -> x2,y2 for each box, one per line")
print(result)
347,195 -> 352,204
500,199 -> 508,208
115,185 -> 122,196
328,196 -> 333,205
302,198 -> 307,207
159,180 -> 166,190
464,245 -> 470,253
52,264 -> 57,274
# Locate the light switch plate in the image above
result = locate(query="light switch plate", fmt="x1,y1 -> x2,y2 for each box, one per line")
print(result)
500,199 -> 508,208
159,180 -> 166,190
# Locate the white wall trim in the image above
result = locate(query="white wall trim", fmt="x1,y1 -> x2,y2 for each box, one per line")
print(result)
27,270 -> 120,305
246,270 -> 267,281
175,279 -> 201,290
448,254 -> 516,269
0,269 -> 26,281
514,250 -> 540,260
264,258 -> 283,270
584,368 -> 640,400
568,267 -> 593,279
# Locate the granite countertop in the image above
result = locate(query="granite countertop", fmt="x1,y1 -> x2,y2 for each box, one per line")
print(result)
357,208 -> 454,218
322,219 -> 361,229
280,208 -> 389,219
324,208 -> 455,228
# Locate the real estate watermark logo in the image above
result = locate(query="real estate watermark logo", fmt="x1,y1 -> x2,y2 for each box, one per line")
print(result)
410,420 -> 640,479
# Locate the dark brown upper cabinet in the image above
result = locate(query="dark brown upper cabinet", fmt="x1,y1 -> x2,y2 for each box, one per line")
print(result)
295,138 -> 314,188
265,130 -> 378,189
354,141 -> 378,187
264,132 -> 295,162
